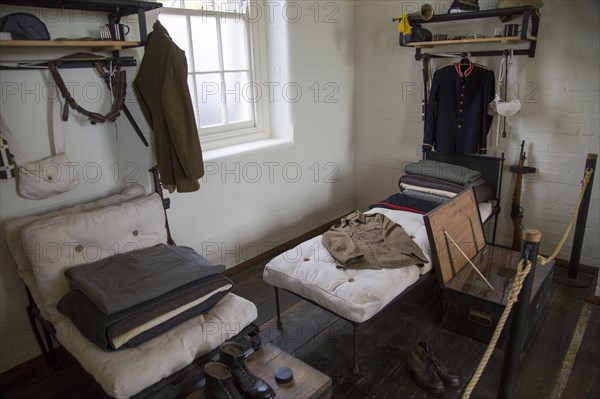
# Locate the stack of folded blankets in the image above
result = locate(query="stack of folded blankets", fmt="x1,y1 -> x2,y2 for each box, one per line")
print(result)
370,159 -> 493,214
58,244 -> 233,351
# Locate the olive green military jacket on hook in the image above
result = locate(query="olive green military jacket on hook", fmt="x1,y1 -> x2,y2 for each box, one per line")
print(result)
134,21 -> 204,193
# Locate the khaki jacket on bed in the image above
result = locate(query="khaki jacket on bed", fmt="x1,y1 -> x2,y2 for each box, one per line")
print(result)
322,211 -> 428,270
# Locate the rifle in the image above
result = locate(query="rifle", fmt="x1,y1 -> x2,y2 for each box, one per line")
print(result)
509,141 -> 536,251
422,54 -> 430,122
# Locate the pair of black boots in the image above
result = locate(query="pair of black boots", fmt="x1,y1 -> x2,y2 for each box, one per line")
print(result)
406,341 -> 461,394
204,342 -> 275,399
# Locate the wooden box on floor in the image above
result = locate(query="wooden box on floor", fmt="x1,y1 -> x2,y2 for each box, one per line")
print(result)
187,344 -> 331,399
424,190 -> 554,349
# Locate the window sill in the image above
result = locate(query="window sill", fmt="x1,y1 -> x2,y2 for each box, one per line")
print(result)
203,138 -> 293,161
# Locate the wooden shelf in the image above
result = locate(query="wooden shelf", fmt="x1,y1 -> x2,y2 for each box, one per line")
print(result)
397,5 -> 540,59
0,40 -> 141,51
405,36 -> 537,49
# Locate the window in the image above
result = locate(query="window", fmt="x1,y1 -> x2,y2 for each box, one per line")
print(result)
159,0 -> 269,150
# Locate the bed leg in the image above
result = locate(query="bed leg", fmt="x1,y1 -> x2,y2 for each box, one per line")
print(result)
274,287 -> 283,330
492,212 -> 499,245
352,322 -> 360,374
27,305 -> 52,366
43,328 -> 59,369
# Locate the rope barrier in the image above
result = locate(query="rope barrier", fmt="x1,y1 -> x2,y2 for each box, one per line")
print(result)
462,258 -> 533,399
461,165 -> 593,397
537,167 -> 594,266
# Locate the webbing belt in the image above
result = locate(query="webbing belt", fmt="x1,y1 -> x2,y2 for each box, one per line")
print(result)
48,61 -> 127,124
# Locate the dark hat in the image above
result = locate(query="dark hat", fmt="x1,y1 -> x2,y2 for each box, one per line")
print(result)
0,13 -> 50,40
448,0 -> 480,14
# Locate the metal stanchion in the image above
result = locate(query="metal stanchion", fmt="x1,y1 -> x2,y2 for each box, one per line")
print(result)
554,153 -> 597,288
497,229 -> 541,399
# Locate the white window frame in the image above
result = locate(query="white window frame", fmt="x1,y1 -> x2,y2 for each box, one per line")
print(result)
159,1 -> 270,150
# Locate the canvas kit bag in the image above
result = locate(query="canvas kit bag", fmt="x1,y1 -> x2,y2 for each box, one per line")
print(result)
0,88 -> 79,199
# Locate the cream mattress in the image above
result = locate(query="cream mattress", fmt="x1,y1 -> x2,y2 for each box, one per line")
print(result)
56,293 -> 256,398
263,204 -> 492,324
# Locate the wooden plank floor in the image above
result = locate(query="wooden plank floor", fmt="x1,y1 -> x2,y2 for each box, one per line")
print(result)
1,264 -> 599,399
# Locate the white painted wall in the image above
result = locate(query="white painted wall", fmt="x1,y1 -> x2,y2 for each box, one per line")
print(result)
0,1 -> 355,372
354,1 -> 599,265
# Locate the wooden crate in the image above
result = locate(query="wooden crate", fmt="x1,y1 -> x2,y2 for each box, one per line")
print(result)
187,344 -> 331,399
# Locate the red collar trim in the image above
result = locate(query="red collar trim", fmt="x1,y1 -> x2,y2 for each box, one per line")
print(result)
455,61 -> 475,77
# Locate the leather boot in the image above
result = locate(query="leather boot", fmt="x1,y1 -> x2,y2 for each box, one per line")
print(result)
204,362 -> 243,399
220,342 -> 275,399
418,341 -> 461,388
406,344 -> 445,394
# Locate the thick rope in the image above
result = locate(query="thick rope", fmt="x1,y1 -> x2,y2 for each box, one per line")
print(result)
462,258 -> 532,399
537,167 -> 593,266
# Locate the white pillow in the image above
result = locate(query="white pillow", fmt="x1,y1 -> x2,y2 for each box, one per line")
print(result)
21,193 -> 167,323
4,185 -> 145,321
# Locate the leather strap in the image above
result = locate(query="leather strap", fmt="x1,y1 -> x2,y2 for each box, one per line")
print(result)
48,61 -> 127,124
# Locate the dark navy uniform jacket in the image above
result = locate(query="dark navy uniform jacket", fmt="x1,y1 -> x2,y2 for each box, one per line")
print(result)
423,61 -> 495,154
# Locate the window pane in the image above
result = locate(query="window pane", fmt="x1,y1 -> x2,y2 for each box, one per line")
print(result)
191,16 -> 220,72
159,1 -> 264,146
220,0 -> 246,13
181,1 -> 214,11
224,72 -> 252,123
221,17 -> 249,70
180,1 -> 247,12
162,1 -> 182,8
159,14 -> 191,69
196,73 -> 225,128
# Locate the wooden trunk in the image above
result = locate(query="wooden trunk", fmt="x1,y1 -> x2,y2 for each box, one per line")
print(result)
424,190 -> 554,349
441,246 -> 553,348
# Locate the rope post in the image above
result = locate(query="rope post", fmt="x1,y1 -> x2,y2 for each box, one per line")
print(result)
497,229 -> 541,399
554,153 -> 597,288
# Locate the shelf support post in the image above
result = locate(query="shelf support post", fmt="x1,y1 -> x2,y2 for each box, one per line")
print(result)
138,7 -> 148,44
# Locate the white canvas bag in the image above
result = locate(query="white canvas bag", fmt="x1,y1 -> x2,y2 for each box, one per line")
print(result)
488,54 -> 521,147
0,88 -> 79,199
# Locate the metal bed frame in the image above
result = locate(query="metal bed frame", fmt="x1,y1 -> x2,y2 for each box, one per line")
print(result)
272,153 -> 505,374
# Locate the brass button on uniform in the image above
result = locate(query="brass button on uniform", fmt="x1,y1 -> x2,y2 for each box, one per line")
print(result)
132,230 -> 139,236
303,257 -> 310,262
75,245 -> 83,253
348,278 -> 355,283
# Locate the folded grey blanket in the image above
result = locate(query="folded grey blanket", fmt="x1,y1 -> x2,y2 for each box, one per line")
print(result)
402,189 -> 450,204
65,244 -> 225,315
399,175 -> 494,203
58,273 -> 232,350
399,175 -> 464,193
404,159 -> 481,186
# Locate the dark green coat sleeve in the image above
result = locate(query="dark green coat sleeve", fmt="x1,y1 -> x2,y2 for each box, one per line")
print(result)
161,46 -> 204,187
